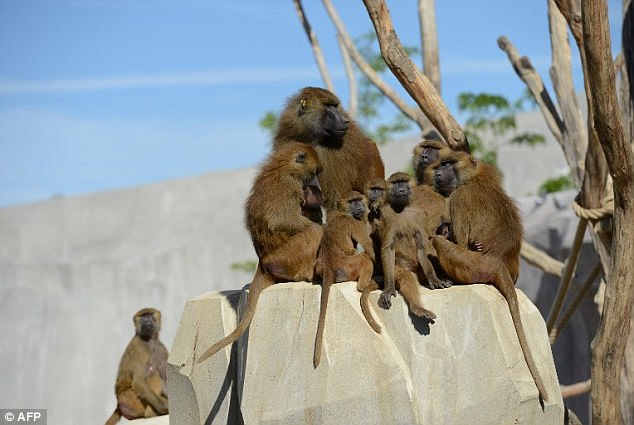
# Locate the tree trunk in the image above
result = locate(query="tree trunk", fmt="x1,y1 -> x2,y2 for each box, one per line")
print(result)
582,1 -> 634,424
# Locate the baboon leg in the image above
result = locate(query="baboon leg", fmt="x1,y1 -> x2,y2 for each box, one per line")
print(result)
198,265 -> 274,363
263,224 -> 323,282
395,268 -> 436,320
432,236 -> 548,401
117,389 -> 146,420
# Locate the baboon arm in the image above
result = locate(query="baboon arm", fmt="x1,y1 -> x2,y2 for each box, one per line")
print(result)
415,230 -> 451,289
354,231 -> 376,262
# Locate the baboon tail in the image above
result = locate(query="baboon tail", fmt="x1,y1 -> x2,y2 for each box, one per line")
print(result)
104,408 -> 121,425
313,275 -> 333,368
498,279 -> 549,403
197,268 -> 272,363
360,282 -> 382,334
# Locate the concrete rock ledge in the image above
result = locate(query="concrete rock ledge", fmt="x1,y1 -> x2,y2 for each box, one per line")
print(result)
168,282 -> 564,425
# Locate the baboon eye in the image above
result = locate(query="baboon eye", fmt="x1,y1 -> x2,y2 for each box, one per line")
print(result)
300,99 -> 308,108
296,152 -> 307,164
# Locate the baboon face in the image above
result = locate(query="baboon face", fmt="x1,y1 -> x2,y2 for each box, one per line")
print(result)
433,160 -> 459,197
134,308 -> 161,340
387,173 -> 412,209
296,87 -> 349,144
415,145 -> 441,177
364,178 -> 387,212
348,197 -> 366,220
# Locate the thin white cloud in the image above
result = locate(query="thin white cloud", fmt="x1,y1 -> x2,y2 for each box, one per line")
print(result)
0,67 -> 325,94
442,55 -> 557,75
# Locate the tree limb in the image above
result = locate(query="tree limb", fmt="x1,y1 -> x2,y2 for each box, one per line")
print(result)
362,0 -> 468,151
418,0 -> 441,94
582,1 -> 634,424
292,0 -> 335,93
322,0 -> 427,130
520,241 -> 564,279
337,34 -> 357,117
497,36 -> 565,146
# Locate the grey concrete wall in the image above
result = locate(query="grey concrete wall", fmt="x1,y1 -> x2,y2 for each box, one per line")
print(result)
0,108 -> 592,424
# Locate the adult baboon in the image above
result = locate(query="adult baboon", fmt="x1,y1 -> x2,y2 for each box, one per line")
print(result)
313,191 -> 377,367
198,143 -> 324,363
431,149 -> 548,402
273,86 -> 385,210
104,308 -> 168,425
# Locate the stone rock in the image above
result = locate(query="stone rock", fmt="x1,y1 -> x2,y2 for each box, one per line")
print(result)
129,415 -> 169,424
170,281 -> 564,425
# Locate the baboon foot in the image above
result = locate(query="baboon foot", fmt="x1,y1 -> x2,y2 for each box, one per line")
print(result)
378,289 -> 396,310
429,278 -> 453,289
410,305 -> 437,321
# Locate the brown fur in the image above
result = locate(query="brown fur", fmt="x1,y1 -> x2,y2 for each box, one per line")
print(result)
430,149 -> 548,402
104,308 -> 168,425
313,191 -> 378,367
376,172 -> 450,320
273,87 -> 385,210
411,139 -> 451,239
198,143 -> 324,363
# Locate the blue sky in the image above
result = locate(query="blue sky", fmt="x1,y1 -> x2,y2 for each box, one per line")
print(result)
0,1 -> 623,207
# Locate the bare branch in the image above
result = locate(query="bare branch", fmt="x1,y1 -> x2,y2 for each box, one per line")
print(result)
548,0 -> 587,185
362,0 -> 468,151
497,36 -> 565,145
520,241 -> 564,278
322,0 -> 427,129
337,34 -> 357,118
418,0 -> 441,94
561,379 -> 592,399
293,0 -> 335,93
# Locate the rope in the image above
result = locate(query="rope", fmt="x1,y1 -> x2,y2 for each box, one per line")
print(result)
572,186 -> 614,221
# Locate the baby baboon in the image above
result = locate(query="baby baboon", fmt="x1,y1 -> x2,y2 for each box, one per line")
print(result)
431,149 -> 548,402
273,86 -> 385,210
313,191 -> 377,367
104,308 -> 168,425
377,172 -> 450,320
198,143 -> 324,363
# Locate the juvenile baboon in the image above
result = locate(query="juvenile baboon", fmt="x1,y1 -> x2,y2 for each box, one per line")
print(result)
411,138 -> 450,237
198,143 -> 324,363
377,172 -> 451,320
273,87 -> 385,210
313,191 -> 377,367
104,308 -> 168,425
431,149 -> 548,402
302,178 -> 324,223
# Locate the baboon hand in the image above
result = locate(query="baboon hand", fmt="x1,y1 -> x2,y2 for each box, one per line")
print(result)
429,277 -> 453,289
378,289 -> 396,310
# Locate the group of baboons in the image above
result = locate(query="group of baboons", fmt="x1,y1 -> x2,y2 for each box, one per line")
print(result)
105,86 -> 548,424
198,86 -> 549,403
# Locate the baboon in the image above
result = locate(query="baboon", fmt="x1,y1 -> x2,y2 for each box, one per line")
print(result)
411,138 -> 450,237
431,149 -> 548,402
302,178 -> 324,223
198,143 -> 324,363
273,86 -> 385,210
313,191 -> 377,367
377,172 -> 451,320
104,308 -> 168,425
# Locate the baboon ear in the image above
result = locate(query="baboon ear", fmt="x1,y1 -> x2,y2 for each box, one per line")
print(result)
470,157 -> 478,167
295,152 -> 307,164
